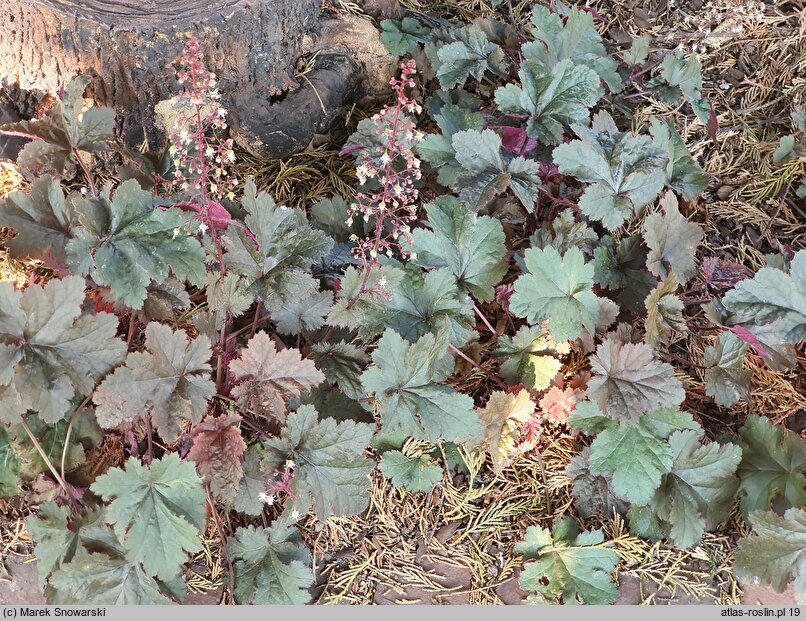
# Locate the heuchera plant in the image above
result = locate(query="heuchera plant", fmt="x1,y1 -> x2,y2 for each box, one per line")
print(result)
0,7 -> 804,605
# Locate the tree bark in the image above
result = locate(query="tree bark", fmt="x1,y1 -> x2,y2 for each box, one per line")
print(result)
0,0 -> 373,157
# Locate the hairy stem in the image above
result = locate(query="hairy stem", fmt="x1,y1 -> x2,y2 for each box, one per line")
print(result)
20,415 -> 69,494
60,394 -> 93,482
448,343 -> 508,390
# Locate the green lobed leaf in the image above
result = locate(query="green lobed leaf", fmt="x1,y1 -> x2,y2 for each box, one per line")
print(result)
50,553 -> 175,604
636,430 -> 741,548
451,129 -> 541,211
734,415 -> 806,518
566,446 -> 629,519
510,245 -> 599,342
229,524 -> 313,605
643,192 -> 704,283
229,331 -> 325,423
567,400 -> 613,436
93,322 -> 215,442
493,325 -> 563,391
1,77 -> 115,175
524,6 -> 622,92
263,405 -> 374,519
587,409 -> 696,506
429,24 -> 506,90
272,289 -> 333,336
0,276 -> 125,424
593,235 -> 657,315
703,331 -> 751,407
529,210 -> 598,257
553,111 -> 667,230
405,196 -> 507,301
66,180 -> 206,309
0,175 -> 77,264
516,518 -> 619,604
734,508 -> 806,604
722,250 -> 806,343
494,59 -> 602,146
223,179 -> 333,312
311,341 -> 368,400
361,326 -> 480,443
350,264 -> 477,348
587,336 -> 685,424
417,103 -> 485,187
644,273 -> 687,346
205,272 -> 254,331
649,118 -> 708,201
90,454 -> 206,580
380,17 -> 430,55
234,444 -> 267,517
0,427 -> 19,496
379,450 -> 444,492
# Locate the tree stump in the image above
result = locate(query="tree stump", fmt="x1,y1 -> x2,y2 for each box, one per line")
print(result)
0,0 -> 389,157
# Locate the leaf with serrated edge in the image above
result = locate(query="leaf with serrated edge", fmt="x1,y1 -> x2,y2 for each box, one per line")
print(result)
644,192 -> 704,283
311,341 -> 368,400
475,389 -> 535,474
229,331 -> 324,422
451,129 -> 541,211
641,430 -> 741,548
644,273 -> 687,345
735,415 -> 806,518
351,265 -> 476,348
494,59 -> 602,146
722,250 -> 806,343
50,553 -> 174,605
510,246 -> 599,342
93,323 -> 215,442
188,413 -> 246,504
588,417 -> 671,506
566,446 -> 629,519
494,325 -> 563,391
66,180 -> 206,309
234,444 -> 267,517
229,524 -> 313,605
524,6 -> 622,92
704,332 -> 750,406
379,450 -> 443,492
553,111 -> 666,230
588,336 -> 685,423
361,327 -> 479,443
223,179 -> 333,312
263,405 -> 374,519
735,508 -> 806,603
90,454 -> 206,580
0,276 -> 125,424
433,24 -> 505,90
0,175 -> 76,263
272,290 -> 333,336
516,518 -> 619,604
649,118 -> 708,201
405,196 -> 507,302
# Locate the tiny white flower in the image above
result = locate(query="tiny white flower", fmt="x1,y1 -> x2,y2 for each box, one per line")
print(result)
285,459 -> 295,470
172,227 -> 181,239
290,509 -> 302,522
198,222 -> 209,235
258,491 -> 276,505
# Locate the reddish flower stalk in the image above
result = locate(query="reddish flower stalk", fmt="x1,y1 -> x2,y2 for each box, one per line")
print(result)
166,37 -> 237,273
346,59 -> 423,297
